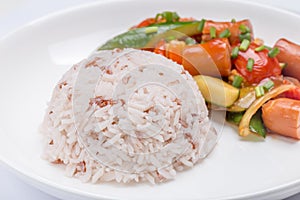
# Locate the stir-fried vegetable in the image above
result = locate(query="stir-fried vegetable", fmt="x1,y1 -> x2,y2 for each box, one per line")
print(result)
249,110 -> 266,137
145,21 -> 203,49
227,110 -> 266,137
99,21 -> 198,50
227,87 -> 256,112
194,75 -> 240,107
239,84 -> 295,137
132,11 -> 193,28
98,11 -> 300,140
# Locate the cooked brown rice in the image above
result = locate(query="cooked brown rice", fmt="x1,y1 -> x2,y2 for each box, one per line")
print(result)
41,48 -> 218,184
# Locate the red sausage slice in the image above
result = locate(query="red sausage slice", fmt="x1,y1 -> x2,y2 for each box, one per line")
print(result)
275,38 -> 300,81
262,98 -> 300,139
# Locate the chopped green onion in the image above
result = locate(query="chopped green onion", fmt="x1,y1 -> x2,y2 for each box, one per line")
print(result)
280,62 -> 287,69
239,24 -> 251,34
239,39 -> 250,51
263,80 -> 274,91
198,19 -> 206,32
219,28 -> 231,38
145,26 -> 158,34
239,33 -> 251,42
171,12 -> 180,22
185,37 -> 196,45
231,18 -> 237,23
210,26 -> 217,39
268,47 -> 280,58
156,11 -> 180,23
255,45 -> 265,52
255,86 -> 265,97
164,12 -> 173,23
246,58 -> 254,72
231,46 -> 239,59
232,75 -> 244,88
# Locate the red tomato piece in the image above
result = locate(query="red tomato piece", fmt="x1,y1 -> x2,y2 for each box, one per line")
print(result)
133,18 -> 156,28
233,43 -> 282,84
284,87 -> 300,100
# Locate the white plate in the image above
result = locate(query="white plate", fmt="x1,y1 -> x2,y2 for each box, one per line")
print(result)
0,0 -> 300,199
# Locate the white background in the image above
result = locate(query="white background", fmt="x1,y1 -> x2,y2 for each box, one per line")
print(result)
0,0 -> 299,199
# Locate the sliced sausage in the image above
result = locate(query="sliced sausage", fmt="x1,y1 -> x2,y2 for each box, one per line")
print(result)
275,38 -> 300,81
202,19 -> 253,44
262,98 -> 300,139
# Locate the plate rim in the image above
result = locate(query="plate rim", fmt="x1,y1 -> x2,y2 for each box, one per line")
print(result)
1,0 -> 300,199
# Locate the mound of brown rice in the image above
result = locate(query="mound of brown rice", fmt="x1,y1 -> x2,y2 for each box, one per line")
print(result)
41,48 -> 218,184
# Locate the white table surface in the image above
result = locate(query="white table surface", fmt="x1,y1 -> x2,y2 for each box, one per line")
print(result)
0,0 -> 299,199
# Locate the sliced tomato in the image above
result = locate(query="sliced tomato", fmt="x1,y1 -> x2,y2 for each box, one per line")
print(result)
133,18 -> 156,28
284,87 -> 300,100
133,17 -> 195,29
233,43 -> 282,84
